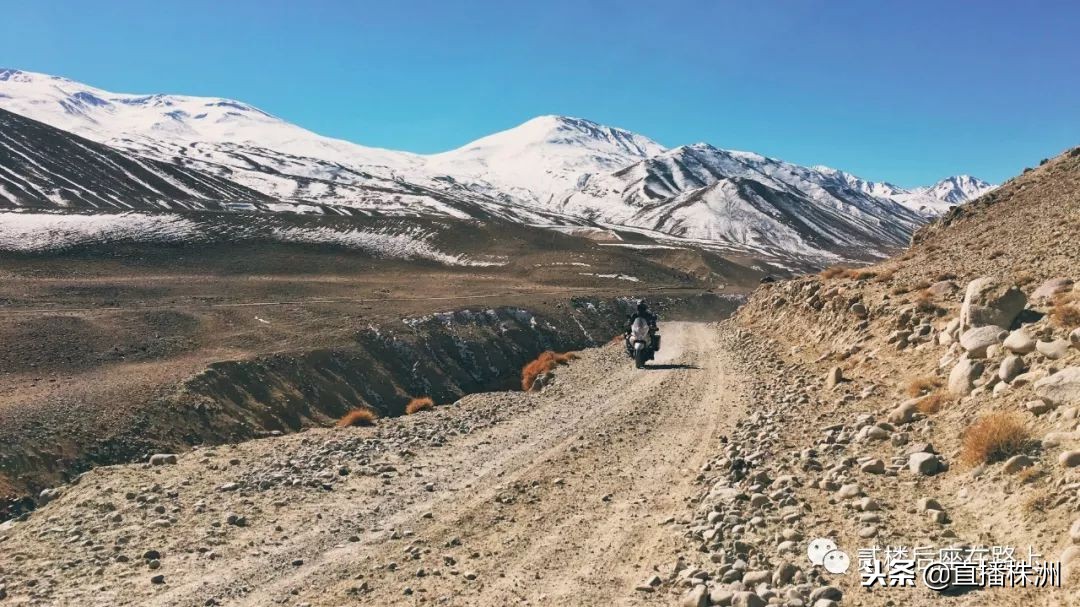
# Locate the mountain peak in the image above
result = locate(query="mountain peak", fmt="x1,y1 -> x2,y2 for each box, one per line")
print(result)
427,115 -> 666,201
0,68 -> 41,83
460,115 -> 665,155
923,174 -> 995,204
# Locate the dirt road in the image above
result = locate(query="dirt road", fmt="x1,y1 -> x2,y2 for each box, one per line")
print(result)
0,322 -> 744,606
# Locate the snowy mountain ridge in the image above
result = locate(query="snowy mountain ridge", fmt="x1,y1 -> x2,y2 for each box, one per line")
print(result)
0,68 -> 416,171
0,68 -> 996,263
552,143 -> 927,258
813,165 -> 996,217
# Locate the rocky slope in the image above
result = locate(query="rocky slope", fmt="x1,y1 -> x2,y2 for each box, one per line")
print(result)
704,147 -> 1080,606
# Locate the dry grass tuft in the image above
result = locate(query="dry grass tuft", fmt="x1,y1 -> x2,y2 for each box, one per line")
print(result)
960,412 -> 1031,466
1013,271 -> 1037,286
873,267 -> 897,283
913,290 -> 942,314
405,397 -> 435,415
1022,490 -> 1052,514
816,266 -> 880,281
1017,466 -> 1045,485
915,390 -> 952,414
336,407 -> 378,427
843,268 -> 877,280
1050,292 -> 1080,328
905,376 -> 942,398
819,266 -> 847,279
521,351 -> 579,392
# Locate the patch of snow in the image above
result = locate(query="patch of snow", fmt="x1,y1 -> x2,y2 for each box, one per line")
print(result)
0,211 -> 201,251
579,272 -> 641,282
597,243 -> 682,250
0,211 -> 505,267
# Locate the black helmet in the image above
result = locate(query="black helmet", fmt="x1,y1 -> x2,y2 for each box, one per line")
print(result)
637,300 -> 648,313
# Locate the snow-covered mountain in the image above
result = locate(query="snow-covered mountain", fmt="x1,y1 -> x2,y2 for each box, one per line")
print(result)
0,107 -> 269,209
426,115 -> 665,204
0,68 -> 528,220
553,144 -> 925,259
0,68 -> 414,171
0,68 -> 995,265
919,175 -> 996,204
813,166 -> 996,217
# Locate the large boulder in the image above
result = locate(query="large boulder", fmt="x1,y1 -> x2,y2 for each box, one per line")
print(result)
888,399 -> 919,424
909,452 -> 943,475
1034,368 -> 1080,407
927,280 -> 959,298
1036,339 -> 1070,360
681,585 -> 709,607
1003,329 -> 1037,354
999,356 -> 1026,383
825,366 -> 843,389
948,357 -> 984,396
1031,277 -> 1074,302
959,326 -> 1007,358
731,592 -> 766,607
959,277 -> 1027,332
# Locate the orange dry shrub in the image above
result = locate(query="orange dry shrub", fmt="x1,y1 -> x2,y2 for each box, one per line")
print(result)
913,289 -> 943,314
819,266 -> 847,279
406,397 -> 435,415
905,376 -> 942,398
1050,292 -> 1080,328
521,351 -> 578,392
873,267 -> 898,283
843,268 -> 878,280
336,407 -> 378,427
915,390 -> 952,415
960,412 -> 1031,466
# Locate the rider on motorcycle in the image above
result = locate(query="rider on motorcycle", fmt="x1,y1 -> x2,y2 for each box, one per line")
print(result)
627,300 -> 658,332
625,300 -> 660,364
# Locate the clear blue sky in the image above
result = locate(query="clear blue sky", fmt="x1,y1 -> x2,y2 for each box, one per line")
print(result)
2,0 -> 1077,186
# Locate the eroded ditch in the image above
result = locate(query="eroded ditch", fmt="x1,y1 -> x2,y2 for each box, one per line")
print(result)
0,293 -> 739,520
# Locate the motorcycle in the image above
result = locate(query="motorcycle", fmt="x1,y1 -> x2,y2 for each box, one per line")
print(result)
625,316 -> 660,368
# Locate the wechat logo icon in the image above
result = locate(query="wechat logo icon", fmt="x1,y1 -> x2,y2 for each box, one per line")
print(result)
808,538 -> 850,574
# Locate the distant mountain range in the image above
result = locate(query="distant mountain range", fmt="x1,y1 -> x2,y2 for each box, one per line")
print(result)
0,68 -> 996,264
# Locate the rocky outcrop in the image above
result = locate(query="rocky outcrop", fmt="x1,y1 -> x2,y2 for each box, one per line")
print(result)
959,277 -> 1026,332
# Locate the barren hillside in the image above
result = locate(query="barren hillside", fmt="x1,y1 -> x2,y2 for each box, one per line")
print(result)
724,147 -> 1080,605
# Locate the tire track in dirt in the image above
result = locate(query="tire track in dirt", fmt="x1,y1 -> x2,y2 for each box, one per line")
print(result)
230,322 -> 742,606
0,322 -> 744,607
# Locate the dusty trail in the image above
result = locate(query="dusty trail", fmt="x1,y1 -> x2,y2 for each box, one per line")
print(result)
0,322 -> 742,606
298,321 -> 740,607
